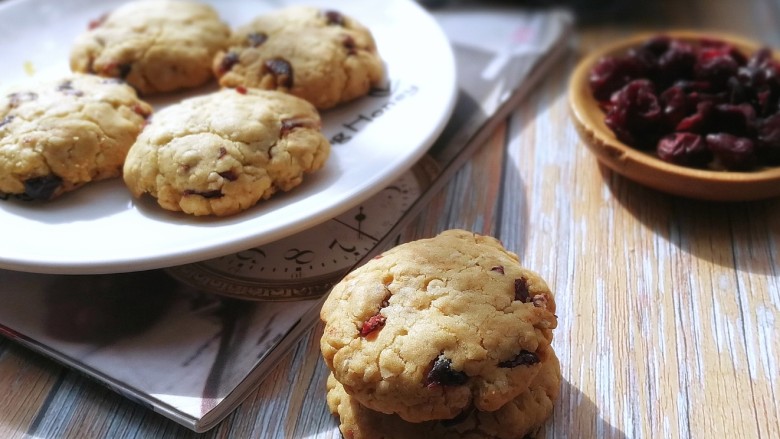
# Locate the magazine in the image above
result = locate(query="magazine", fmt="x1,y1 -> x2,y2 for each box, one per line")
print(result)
0,5 -> 572,432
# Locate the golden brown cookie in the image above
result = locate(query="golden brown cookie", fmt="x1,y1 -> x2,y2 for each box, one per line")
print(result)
123,87 -> 330,217
0,73 -> 152,200
320,230 -> 558,423
70,0 -> 230,95
213,5 -> 384,109
326,350 -> 561,439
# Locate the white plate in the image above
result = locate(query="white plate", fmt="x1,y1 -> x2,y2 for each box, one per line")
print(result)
0,0 -> 456,274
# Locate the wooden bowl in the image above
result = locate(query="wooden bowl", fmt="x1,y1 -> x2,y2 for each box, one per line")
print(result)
569,30 -> 780,201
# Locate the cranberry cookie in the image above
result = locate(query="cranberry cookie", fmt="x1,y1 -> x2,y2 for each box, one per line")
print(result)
123,87 -> 330,217
0,74 -> 152,201
213,5 -> 384,109
320,229 -> 558,423
70,0 -> 230,95
326,350 -> 561,439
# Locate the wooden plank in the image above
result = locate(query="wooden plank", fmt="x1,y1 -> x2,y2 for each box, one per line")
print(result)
0,341 -> 62,439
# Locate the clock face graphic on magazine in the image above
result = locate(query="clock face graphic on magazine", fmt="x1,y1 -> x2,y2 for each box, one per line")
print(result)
166,161 -> 436,300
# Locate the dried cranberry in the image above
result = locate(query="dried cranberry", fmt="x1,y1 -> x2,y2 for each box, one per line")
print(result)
675,101 -> 715,133
23,175 -> 62,200
323,10 -> 345,26
750,48 -> 780,89
657,40 -> 697,85
660,85 -> 692,128
343,35 -> 357,55
218,171 -> 238,181
697,38 -> 742,58
514,277 -> 530,302
672,79 -> 713,94
425,355 -> 468,387
218,52 -> 240,75
656,132 -> 710,167
627,37 -> 696,87
56,80 -> 84,97
695,47 -> 740,87
490,266 -> 505,275
625,48 -> 660,83
588,55 -> 646,102
100,62 -> 132,79
359,314 -> 386,336
727,75 -> 750,105
605,79 -> 664,148
247,32 -> 267,47
97,62 -> 131,79
713,103 -> 756,137
88,13 -> 108,30
706,133 -> 757,170
498,350 -> 540,368
735,48 -> 780,116
757,89 -> 778,117
280,117 -> 319,136
183,189 -> 223,199
132,103 -> 151,119
757,113 -> 780,163
264,58 -> 293,88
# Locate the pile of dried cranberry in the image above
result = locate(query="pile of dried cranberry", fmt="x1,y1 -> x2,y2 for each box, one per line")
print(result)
588,35 -> 780,171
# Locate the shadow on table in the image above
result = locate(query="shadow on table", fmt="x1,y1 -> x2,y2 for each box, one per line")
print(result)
553,378 -> 628,439
600,164 -> 780,276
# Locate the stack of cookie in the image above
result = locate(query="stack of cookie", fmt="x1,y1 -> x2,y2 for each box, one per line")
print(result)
320,229 -> 561,438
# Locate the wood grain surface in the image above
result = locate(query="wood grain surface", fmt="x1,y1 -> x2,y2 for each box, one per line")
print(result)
2,0 -> 779,438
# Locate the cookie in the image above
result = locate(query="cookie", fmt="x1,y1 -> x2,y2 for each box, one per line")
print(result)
70,0 -> 230,95
320,230 -> 558,423
0,73 -> 152,200
326,350 -> 561,439
123,87 -> 330,217
213,5 -> 384,109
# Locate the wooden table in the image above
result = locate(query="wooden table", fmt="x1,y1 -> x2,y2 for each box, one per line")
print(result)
2,0 -> 779,437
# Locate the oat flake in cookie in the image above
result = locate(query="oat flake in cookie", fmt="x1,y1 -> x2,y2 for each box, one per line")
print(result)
320,229 -> 559,423
70,0 -> 230,95
326,351 -> 561,439
0,74 -> 152,201
213,5 -> 385,110
122,88 -> 330,217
